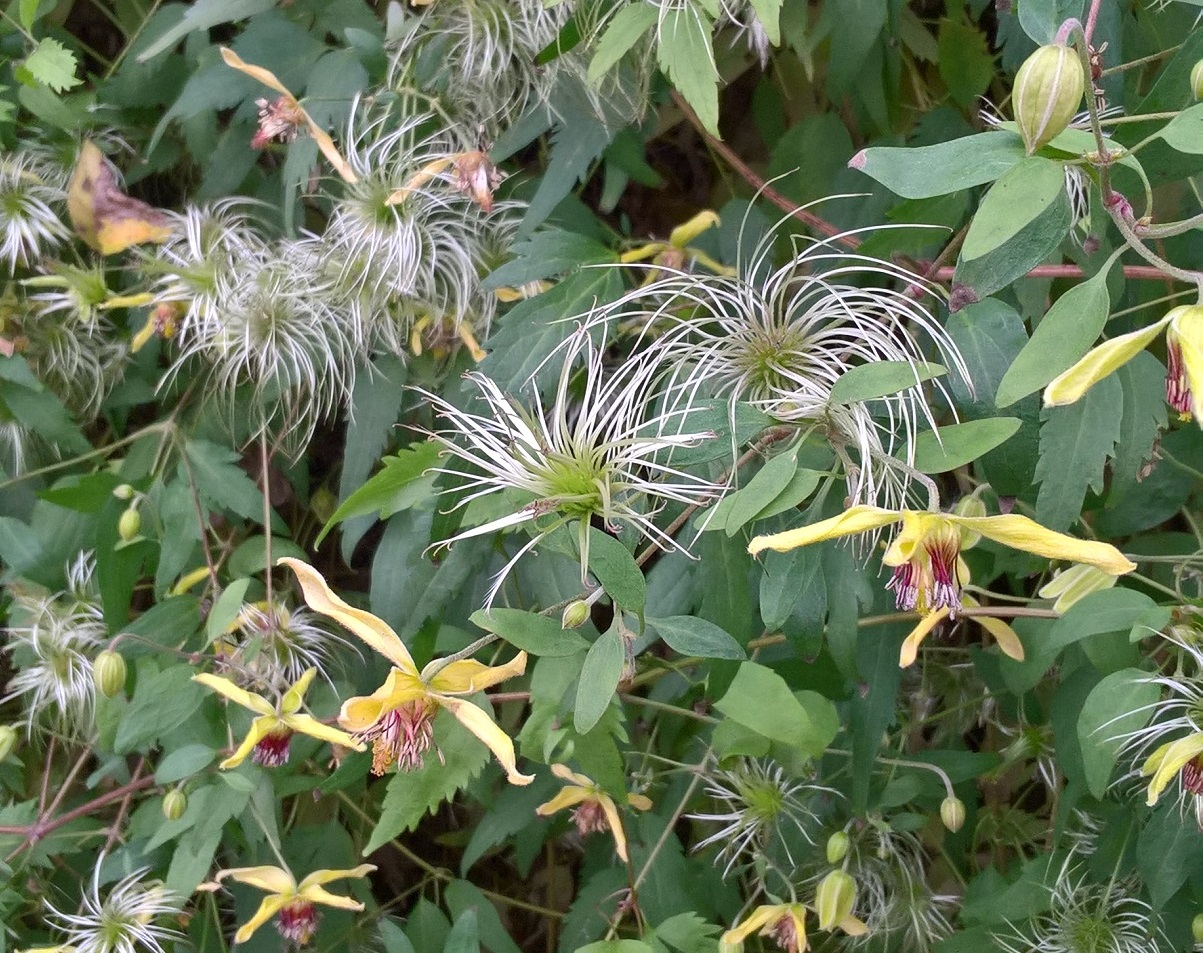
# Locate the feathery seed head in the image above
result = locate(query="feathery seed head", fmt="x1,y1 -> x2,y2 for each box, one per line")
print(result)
0,146 -> 71,272
45,864 -> 182,953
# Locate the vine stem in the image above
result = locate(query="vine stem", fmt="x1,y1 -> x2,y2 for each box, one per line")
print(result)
0,775 -> 158,851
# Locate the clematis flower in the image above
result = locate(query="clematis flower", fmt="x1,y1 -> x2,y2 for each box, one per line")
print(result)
721,900 -> 866,953
535,764 -> 652,863
748,506 -> 1135,616
898,594 -> 1024,667
1044,304 -> 1203,423
207,863 -> 375,945
278,558 -> 533,784
193,668 -> 362,769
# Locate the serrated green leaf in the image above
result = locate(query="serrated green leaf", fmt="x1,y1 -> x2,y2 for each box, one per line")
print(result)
1034,374 -> 1122,530
849,132 -> 1025,199
318,441 -> 441,545
364,710 -> 491,855
183,438 -> 279,528
1,376 -> 89,454
828,361 -> 946,404
1077,668 -> 1158,800
648,616 -> 746,660
574,627 -> 624,734
588,3 -> 658,82
483,230 -> 616,290
22,38 -> 81,93
910,418 -> 1022,473
656,8 -> 719,137
114,665 -> 206,754
469,609 -> 590,656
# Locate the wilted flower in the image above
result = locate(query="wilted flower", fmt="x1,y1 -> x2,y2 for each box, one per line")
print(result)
721,900 -> 866,953
420,329 -> 719,604
44,864 -> 182,953
279,558 -> 534,784
535,764 -> 652,863
206,863 -> 375,945
688,757 -> 835,878
0,146 -> 70,272
193,667 -> 363,769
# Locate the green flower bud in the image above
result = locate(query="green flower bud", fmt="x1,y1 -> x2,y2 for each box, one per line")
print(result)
952,494 -> 987,548
815,869 -> 856,931
162,788 -> 187,821
0,725 -> 16,762
1193,912 -> 1203,944
1037,563 -> 1118,613
940,796 -> 966,833
1013,44 -> 1086,154
118,507 -> 141,542
561,600 -> 591,630
826,830 -> 850,864
113,483 -> 135,501
93,649 -> 127,698
1192,60 -> 1203,101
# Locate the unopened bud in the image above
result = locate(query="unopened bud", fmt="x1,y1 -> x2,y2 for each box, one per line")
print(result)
1013,44 -> 1086,154
1192,60 -> 1203,101
815,869 -> 856,931
118,507 -> 141,542
93,649 -> 127,698
162,788 -> 187,821
0,725 -> 16,762
113,483 -> 134,500
952,494 -> 987,548
719,934 -> 743,953
561,600 -> 591,630
940,796 -> 966,833
1037,563 -> 1117,613
826,830 -> 850,864
1192,912 -> 1203,944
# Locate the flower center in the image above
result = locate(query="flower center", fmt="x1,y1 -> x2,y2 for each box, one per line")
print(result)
571,799 -> 610,837
1182,756 -> 1203,796
887,526 -> 962,615
769,913 -> 802,953
358,701 -> 435,776
253,728 -> 293,768
1166,337 -> 1193,421
276,898 -> 319,946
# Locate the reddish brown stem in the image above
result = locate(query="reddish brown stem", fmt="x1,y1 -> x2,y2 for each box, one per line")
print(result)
0,775 -> 158,854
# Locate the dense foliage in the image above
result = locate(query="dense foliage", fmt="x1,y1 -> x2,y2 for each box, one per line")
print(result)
2,1 -> 1203,952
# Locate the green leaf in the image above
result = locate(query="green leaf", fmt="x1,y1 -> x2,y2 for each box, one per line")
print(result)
445,880 -> 525,953
713,662 -> 839,756
1157,102 -> 1203,154
1,375 -> 89,454
936,18 -> 993,108
317,442 -> 441,545
849,132 -> 1026,199
19,0 -> 43,31
656,7 -> 719,137
365,710 -> 491,854
574,627 -> 625,734
718,449 -> 800,535
1077,668 -> 1158,799
961,157 -> 1068,261
648,616 -> 746,660
1034,373 -> 1122,531
483,230 -> 617,290
444,909 -> 480,953
137,0 -> 278,61
183,439 -> 278,528
204,578 -> 250,646
1017,0 -> 1083,44
0,516 -> 43,575
1137,803 -> 1203,909
1109,352 -> 1168,497
828,361 -> 946,404
469,609 -> 590,657
587,529 -> 647,612
154,745 -> 217,785
910,418 -> 1022,473
666,400 -> 770,467
746,0 -> 782,44
996,265 -> 1112,407
114,665 -> 206,754
227,536 -> 308,577
21,38 -> 81,93
588,3 -> 658,83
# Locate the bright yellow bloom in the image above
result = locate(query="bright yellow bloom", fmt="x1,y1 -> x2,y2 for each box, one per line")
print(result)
194,668 -> 362,770
619,210 -> 734,278
898,594 -> 1024,667
1044,304 -> 1203,423
535,764 -> 652,863
749,506 -> 1135,616
208,863 -> 375,945
720,901 -> 866,953
1142,733 -> 1203,807
278,558 -> 533,784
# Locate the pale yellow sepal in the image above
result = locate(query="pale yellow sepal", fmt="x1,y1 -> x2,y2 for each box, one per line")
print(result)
1171,306 -> 1203,421
220,48 -> 358,184
668,210 -> 720,248
1044,316 -> 1170,407
1037,564 -> 1119,612
748,505 -> 902,555
1142,733 -> 1203,805
898,595 -> 1024,668
535,763 -> 651,863
213,863 -> 376,944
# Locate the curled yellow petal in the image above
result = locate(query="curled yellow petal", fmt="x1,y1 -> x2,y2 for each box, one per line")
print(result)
219,715 -> 282,770
297,884 -> 365,912
975,614 -> 1025,662
722,904 -> 790,945
535,786 -> 593,816
282,713 -> 365,752
296,864 -> 377,890
439,695 -> 534,785
385,156 -> 455,206
216,865 -> 297,894
947,513 -> 1136,575
749,506 -> 902,556
1142,732 -> 1203,805
1171,306 -> 1203,422
281,667 -> 317,714
1043,317 -> 1170,407
425,653 -> 527,695
193,673 -> 275,716
597,793 -> 631,862
550,763 -> 594,787
337,669 -> 424,732
899,609 -> 949,667
234,895 -> 289,944
627,793 -> 653,811
669,210 -> 720,248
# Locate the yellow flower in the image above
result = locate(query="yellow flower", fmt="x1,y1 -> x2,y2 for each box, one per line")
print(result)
619,210 -> 734,278
748,506 -> 1135,616
193,668 -> 362,770
1044,304 -> 1203,423
898,594 -> 1024,667
208,863 -> 375,945
535,764 -> 652,863
720,901 -> 867,953
278,558 -> 534,785
1141,733 -> 1203,807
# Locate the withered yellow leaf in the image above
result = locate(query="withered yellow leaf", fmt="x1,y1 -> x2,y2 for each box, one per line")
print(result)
67,142 -> 173,255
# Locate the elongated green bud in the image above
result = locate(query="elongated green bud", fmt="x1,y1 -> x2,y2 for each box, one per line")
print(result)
561,600 -> 591,630
1193,912 -> 1203,944
1013,44 -> 1086,154
940,796 -> 966,833
1192,60 -> 1203,101
826,830 -> 850,864
1037,563 -> 1117,613
118,507 -> 142,542
94,649 -> 127,698
162,788 -> 187,821
0,725 -> 16,762
815,869 -> 857,931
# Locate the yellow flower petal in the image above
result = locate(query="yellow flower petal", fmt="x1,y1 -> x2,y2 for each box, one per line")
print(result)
338,668 -> 426,732
438,695 -> 534,785
947,513 -> 1136,575
881,511 -> 945,568
219,716 -> 283,770
424,652 -> 528,695
722,905 -> 792,945
1171,306 -> 1203,422
279,558 -> 416,673
216,865 -> 297,894
550,763 -> 594,787
837,914 -> 869,938
626,793 -> 653,811
535,786 -> 593,816
669,210 -> 720,248
748,506 -> 902,556
1043,317 -> 1171,407
976,614 -> 1025,661
899,608 -> 949,667
297,884 -> 365,912
234,894 -> 289,944
281,668 -> 318,714
193,673 -> 275,716
1142,732 -> 1203,805
282,712 -> 365,752
597,792 -> 632,863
